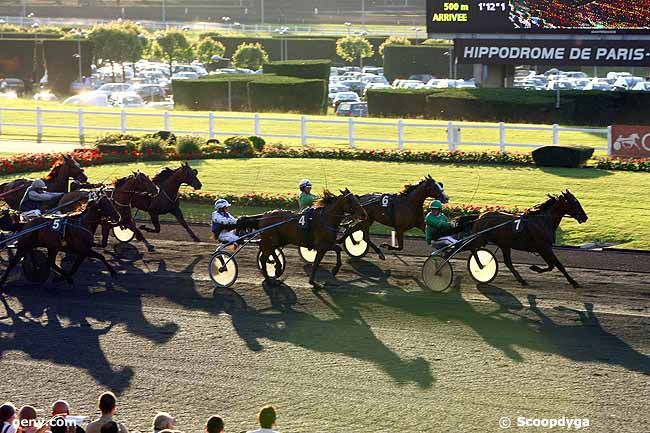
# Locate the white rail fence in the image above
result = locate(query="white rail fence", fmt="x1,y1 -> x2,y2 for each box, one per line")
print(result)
0,107 -> 612,155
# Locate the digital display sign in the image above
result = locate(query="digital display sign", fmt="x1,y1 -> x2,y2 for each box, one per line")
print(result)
427,0 -> 650,35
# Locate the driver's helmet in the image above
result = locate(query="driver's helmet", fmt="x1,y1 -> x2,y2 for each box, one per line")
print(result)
429,200 -> 443,210
214,198 -> 231,210
32,179 -> 47,190
298,179 -> 312,189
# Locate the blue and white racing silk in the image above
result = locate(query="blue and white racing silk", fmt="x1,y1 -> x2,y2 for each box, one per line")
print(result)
211,209 -> 239,244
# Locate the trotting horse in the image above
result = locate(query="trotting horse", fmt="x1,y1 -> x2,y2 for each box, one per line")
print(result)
469,190 -> 588,288
339,175 -> 449,259
0,155 -> 88,210
243,189 -> 367,288
59,172 -> 160,252
0,191 -> 121,288
131,162 -> 203,242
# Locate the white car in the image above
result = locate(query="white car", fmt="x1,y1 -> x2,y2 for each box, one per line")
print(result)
111,92 -> 145,108
172,71 -> 199,80
583,81 -> 612,91
363,82 -> 390,96
63,92 -> 110,107
546,80 -> 574,90
332,92 -> 360,108
328,84 -> 349,103
612,76 -> 645,90
96,83 -> 133,97
631,81 -> 650,91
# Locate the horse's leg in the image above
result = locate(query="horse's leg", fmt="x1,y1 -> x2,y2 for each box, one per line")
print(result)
139,212 -> 161,233
0,248 -> 25,289
381,230 -> 404,251
128,219 -> 155,252
47,247 -> 74,285
502,247 -> 528,286
538,248 -> 580,288
309,250 -> 327,289
170,208 -> 200,242
331,245 -> 343,276
86,250 -> 118,277
270,249 -> 282,277
100,222 -> 110,248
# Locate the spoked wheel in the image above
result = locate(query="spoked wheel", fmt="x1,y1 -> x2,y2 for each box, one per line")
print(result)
298,246 -> 317,263
112,225 -> 135,243
22,249 -> 51,284
256,248 -> 286,279
422,255 -> 454,292
467,248 -> 499,285
208,251 -> 239,288
343,230 -> 369,258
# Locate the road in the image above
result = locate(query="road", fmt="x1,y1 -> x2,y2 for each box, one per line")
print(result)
0,227 -> 648,433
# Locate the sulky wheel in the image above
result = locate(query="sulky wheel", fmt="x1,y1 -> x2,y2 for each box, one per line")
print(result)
208,251 -> 239,288
343,230 -> 369,258
22,249 -> 51,284
422,255 -> 453,292
112,225 -> 136,243
467,248 -> 499,285
298,246 -> 317,264
256,248 -> 286,279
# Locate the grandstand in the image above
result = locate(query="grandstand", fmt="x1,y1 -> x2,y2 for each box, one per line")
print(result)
0,0 -> 424,24
510,0 -> 650,29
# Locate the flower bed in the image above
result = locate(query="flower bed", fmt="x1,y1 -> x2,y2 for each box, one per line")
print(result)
594,157 -> 650,172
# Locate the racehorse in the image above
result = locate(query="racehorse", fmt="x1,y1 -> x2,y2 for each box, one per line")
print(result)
246,189 -> 367,287
58,172 -> 160,252
131,162 -> 203,242
469,190 -> 588,288
0,191 -> 121,289
0,155 -> 88,210
339,175 -> 449,259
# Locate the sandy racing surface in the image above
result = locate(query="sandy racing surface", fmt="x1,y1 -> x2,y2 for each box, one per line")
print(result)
0,224 -> 648,433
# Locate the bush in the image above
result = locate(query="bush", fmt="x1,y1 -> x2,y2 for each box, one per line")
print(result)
248,75 -> 326,114
95,133 -> 141,150
138,137 -> 164,154
532,146 -> 595,168
195,38 -> 226,64
232,42 -> 269,70
367,88 -> 431,117
172,74 -> 255,111
378,35 -> 411,57
263,60 -> 331,80
248,136 -> 266,152
224,136 -> 255,157
175,135 -> 203,156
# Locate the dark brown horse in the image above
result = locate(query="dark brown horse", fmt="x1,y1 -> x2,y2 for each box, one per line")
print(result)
131,162 -> 203,242
0,191 -> 121,288
469,190 -> 588,288
339,175 -> 449,259
0,155 -> 88,210
249,189 -> 367,287
58,172 -> 160,252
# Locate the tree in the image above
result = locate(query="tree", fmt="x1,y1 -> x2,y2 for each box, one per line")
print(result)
379,35 -> 411,57
336,36 -> 374,67
195,38 -> 226,64
89,23 -> 140,82
231,42 -> 269,70
152,30 -> 194,73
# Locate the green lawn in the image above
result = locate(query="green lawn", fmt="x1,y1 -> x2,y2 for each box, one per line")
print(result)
3,158 -> 648,249
0,98 -> 608,153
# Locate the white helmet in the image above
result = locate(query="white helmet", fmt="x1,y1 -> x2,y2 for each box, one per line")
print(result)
214,198 -> 231,210
299,179 -> 312,189
32,179 -> 47,190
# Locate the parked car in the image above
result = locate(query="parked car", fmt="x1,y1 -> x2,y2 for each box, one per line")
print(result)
409,74 -> 434,84
362,66 -> 383,75
171,71 -> 199,80
111,92 -> 145,108
583,81 -> 612,91
339,80 -> 363,94
612,76 -> 645,91
63,92 -> 110,107
328,84 -> 349,103
546,80 -> 574,90
0,78 -> 25,96
336,102 -> 368,117
96,83 -> 132,97
363,82 -> 390,96
332,91 -> 360,108
132,84 -> 168,102
631,81 -> 650,91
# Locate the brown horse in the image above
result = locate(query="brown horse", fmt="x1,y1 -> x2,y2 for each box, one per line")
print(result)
0,155 -> 88,210
250,189 -> 367,287
469,190 -> 588,288
0,191 -> 121,288
59,172 -> 160,252
339,175 -> 449,259
131,162 -> 203,242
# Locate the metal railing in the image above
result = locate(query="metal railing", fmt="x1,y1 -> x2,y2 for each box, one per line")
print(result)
0,106 -> 612,154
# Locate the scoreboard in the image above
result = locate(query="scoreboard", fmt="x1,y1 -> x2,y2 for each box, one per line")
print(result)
426,0 -> 650,35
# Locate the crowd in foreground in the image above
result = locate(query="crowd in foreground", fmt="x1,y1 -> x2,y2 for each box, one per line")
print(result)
0,392 -> 280,433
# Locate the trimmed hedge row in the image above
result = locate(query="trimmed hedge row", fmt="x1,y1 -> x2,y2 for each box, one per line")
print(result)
368,88 -> 650,126
263,60 -> 330,111
173,74 -> 326,114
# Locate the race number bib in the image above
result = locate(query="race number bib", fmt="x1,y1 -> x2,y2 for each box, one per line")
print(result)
298,215 -> 306,227
381,195 -> 390,208
52,219 -> 61,230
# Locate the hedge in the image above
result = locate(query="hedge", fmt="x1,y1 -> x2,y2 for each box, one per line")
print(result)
532,146 -> 595,168
43,39 -> 93,93
173,74 -> 327,114
199,35 -> 337,62
368,88 -> 650,126
263,60 -> 331,111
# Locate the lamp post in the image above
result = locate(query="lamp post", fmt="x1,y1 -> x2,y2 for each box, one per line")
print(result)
443,49 -> 454,79
261,0 -> 265,25
221,16 -> 231,31
31,22 -> 39,85
212,55 -> 233,111
412,27 -> 421,44
0,19 -> 5,40
71,28 -> 83,84
344,22 -> 352,36
162,0 -> 167,30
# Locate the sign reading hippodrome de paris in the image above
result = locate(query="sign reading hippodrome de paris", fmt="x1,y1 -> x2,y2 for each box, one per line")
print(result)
610,125 -> 650,159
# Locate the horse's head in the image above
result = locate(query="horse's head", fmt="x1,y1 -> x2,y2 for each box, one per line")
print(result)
62,154 -> 88,183
180,162 -> 202,190
340,188 -> 367,221
423,175 -> 449,203
132,171 -> 160,196
560,190 -> 588,224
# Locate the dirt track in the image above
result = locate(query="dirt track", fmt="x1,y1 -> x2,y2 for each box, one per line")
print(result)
0,224 -> 648,433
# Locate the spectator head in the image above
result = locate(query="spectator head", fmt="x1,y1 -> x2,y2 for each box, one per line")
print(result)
98,392 -> 117,416
257,406 -> 276,429
152,412 -> 175,432
100,421 -> 118,433
205,416 -> 224,433
18,406 -> 37,423
0,403 -> 16,424
51,400 -> 71,416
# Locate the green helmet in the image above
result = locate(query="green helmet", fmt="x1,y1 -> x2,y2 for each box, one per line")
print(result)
429,200 -> 443,210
